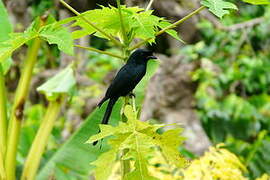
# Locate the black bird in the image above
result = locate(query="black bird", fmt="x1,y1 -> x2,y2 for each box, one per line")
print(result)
93,49 -> 157,145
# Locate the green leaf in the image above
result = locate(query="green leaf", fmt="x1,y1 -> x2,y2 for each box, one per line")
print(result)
0,18 -> 44,69
0,31 -> 39,63
37,65 -> 76,101
153,128 -> 187,168
39,23 -> 74,55
135,60 -> 160,106
124,142 -> 158,180
91,148 -> 118,180
158,20 -> 185,43
67,6 -> 163,43
242,0 -> 270,4
130,10 -> 160,42
0,0 -> 12,42
201,0 -> 238,18
37,102 -> 122,180
88,105 -> 187,179
0,58 -> 12,75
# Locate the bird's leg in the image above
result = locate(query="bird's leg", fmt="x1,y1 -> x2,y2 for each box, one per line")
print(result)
121,97 -> 130,123
128,92 -> 136,98
131,96 -> 136,112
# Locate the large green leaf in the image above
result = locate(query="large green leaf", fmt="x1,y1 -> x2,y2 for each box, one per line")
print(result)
201,0 -> 238,18
37,65 -> 76,101
0,0 -> 13,74
0,0 -> 12,42
242,0 -> 270,5
0,18 -> 74,67
87,105 -> 187,180
135,60 -> 160,106
37,102 -> 122,180
39,23 -> 74,55
0,31 -> 38,63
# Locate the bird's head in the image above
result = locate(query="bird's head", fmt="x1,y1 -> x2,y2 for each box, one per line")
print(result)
128,49 -> 157,64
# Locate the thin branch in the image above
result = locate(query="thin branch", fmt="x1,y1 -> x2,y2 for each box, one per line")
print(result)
117,0 -> 128,45
74,45 -> 125,60
129,6 -> 206,51
60,0 -> 123,47
201,11 -> 264,31
146,0 -> 155,11
224,17 -> 264,31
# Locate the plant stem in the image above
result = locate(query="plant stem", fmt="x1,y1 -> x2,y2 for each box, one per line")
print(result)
60,0 -> 123,47
5,38 -> 41,180
120,47 -> 133,177
0,150 -> 5,180
117,0 -> 128,46
21,97 -> 63,180
121,148 -> 130,179
146,0 -> 155,10
0,65 -> 7,157
74,45 -> 125,60
129,6 -> 206,51
0,64 -> 7,180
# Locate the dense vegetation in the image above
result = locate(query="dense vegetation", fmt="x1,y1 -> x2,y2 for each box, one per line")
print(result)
0,0 -> 269,179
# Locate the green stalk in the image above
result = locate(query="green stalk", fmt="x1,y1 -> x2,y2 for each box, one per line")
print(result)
117,0 -> 128,46
60,0 -> 123,48
129,6 -> 206,51
0,150 -> 5,180
120,47 -> 132,178
74,45 -> 125,59
0,64 -> 7,157
121,148 -> 130,179
0,64 -> 7,179
121,95 -> 137,178
21,97 -> 63,180
5,38 -> 41,180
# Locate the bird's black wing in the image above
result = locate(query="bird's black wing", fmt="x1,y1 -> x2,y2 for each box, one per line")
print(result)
105,64 -> 146,98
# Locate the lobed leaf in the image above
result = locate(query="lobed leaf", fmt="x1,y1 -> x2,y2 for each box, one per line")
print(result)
39,23 -> 74,55
0,30 -> 39,64
89,104 -> 187,179
201,0 -> 238,18
67,5 -> 184,43
92,148 -> 118,180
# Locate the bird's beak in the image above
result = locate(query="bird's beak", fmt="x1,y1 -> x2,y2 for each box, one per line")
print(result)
147,55 -> 157,60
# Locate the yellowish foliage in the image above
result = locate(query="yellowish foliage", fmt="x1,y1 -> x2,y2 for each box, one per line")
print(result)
148,151 -> 183,180
99,140 -> 270,180
182,144 -> 248,180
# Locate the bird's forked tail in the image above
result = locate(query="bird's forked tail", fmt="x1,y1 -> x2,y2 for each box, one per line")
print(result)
93,97 -> 118,146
